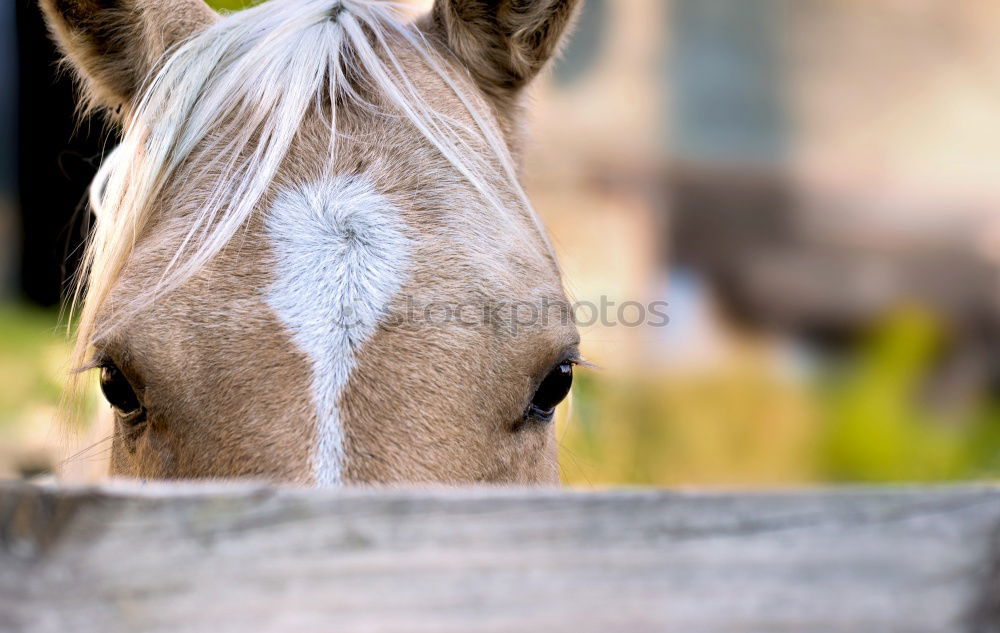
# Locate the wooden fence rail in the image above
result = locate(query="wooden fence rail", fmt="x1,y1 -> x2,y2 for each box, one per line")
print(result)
2,482 -> 1000,632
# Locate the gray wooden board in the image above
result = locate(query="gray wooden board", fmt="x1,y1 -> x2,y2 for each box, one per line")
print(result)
2,482 -> 1000,632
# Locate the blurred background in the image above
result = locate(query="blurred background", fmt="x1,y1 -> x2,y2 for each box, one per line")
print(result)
3,0 -> 1000,485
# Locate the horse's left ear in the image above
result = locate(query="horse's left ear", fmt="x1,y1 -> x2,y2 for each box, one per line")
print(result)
39,0 -> 217,119
428,0 -> 582,102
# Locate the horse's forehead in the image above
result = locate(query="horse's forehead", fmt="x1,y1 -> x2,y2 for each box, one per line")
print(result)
103,26 -> 563,485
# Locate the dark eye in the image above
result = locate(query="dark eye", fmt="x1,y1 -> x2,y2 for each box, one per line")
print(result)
100,364 -> 142,415
527,362 -> 574,422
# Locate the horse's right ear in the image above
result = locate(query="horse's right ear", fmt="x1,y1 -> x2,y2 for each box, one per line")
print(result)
428,0 -> 582,104
39,0 -> 217,118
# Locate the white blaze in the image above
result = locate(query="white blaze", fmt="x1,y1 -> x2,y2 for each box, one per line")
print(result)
266,176 -> 410,485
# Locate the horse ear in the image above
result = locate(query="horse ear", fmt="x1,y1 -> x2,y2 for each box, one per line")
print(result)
429,0 -> 582,102
39,0 -> 217,117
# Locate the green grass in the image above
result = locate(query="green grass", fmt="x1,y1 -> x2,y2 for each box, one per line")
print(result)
206,0 -> 263,11
0,304 -> 70,432
558,309 -> 1000,486
819,309 -> 1000,482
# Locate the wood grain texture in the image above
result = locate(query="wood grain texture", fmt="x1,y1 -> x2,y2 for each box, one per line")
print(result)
2,482 -> 1000,632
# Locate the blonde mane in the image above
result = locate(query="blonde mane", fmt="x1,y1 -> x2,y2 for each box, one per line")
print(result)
72,0 -> 548,371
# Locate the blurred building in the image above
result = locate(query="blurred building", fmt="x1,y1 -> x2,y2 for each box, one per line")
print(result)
526,0 -> 1000,390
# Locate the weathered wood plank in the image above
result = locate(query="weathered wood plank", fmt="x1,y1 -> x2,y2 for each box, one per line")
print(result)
2,482 -> 1000,632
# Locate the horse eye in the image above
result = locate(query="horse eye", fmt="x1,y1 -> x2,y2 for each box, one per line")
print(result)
100,364 -> 142,414
527,362 -> 574,421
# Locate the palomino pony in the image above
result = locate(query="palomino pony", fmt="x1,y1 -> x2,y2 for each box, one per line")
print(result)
41,0 -> 582,485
